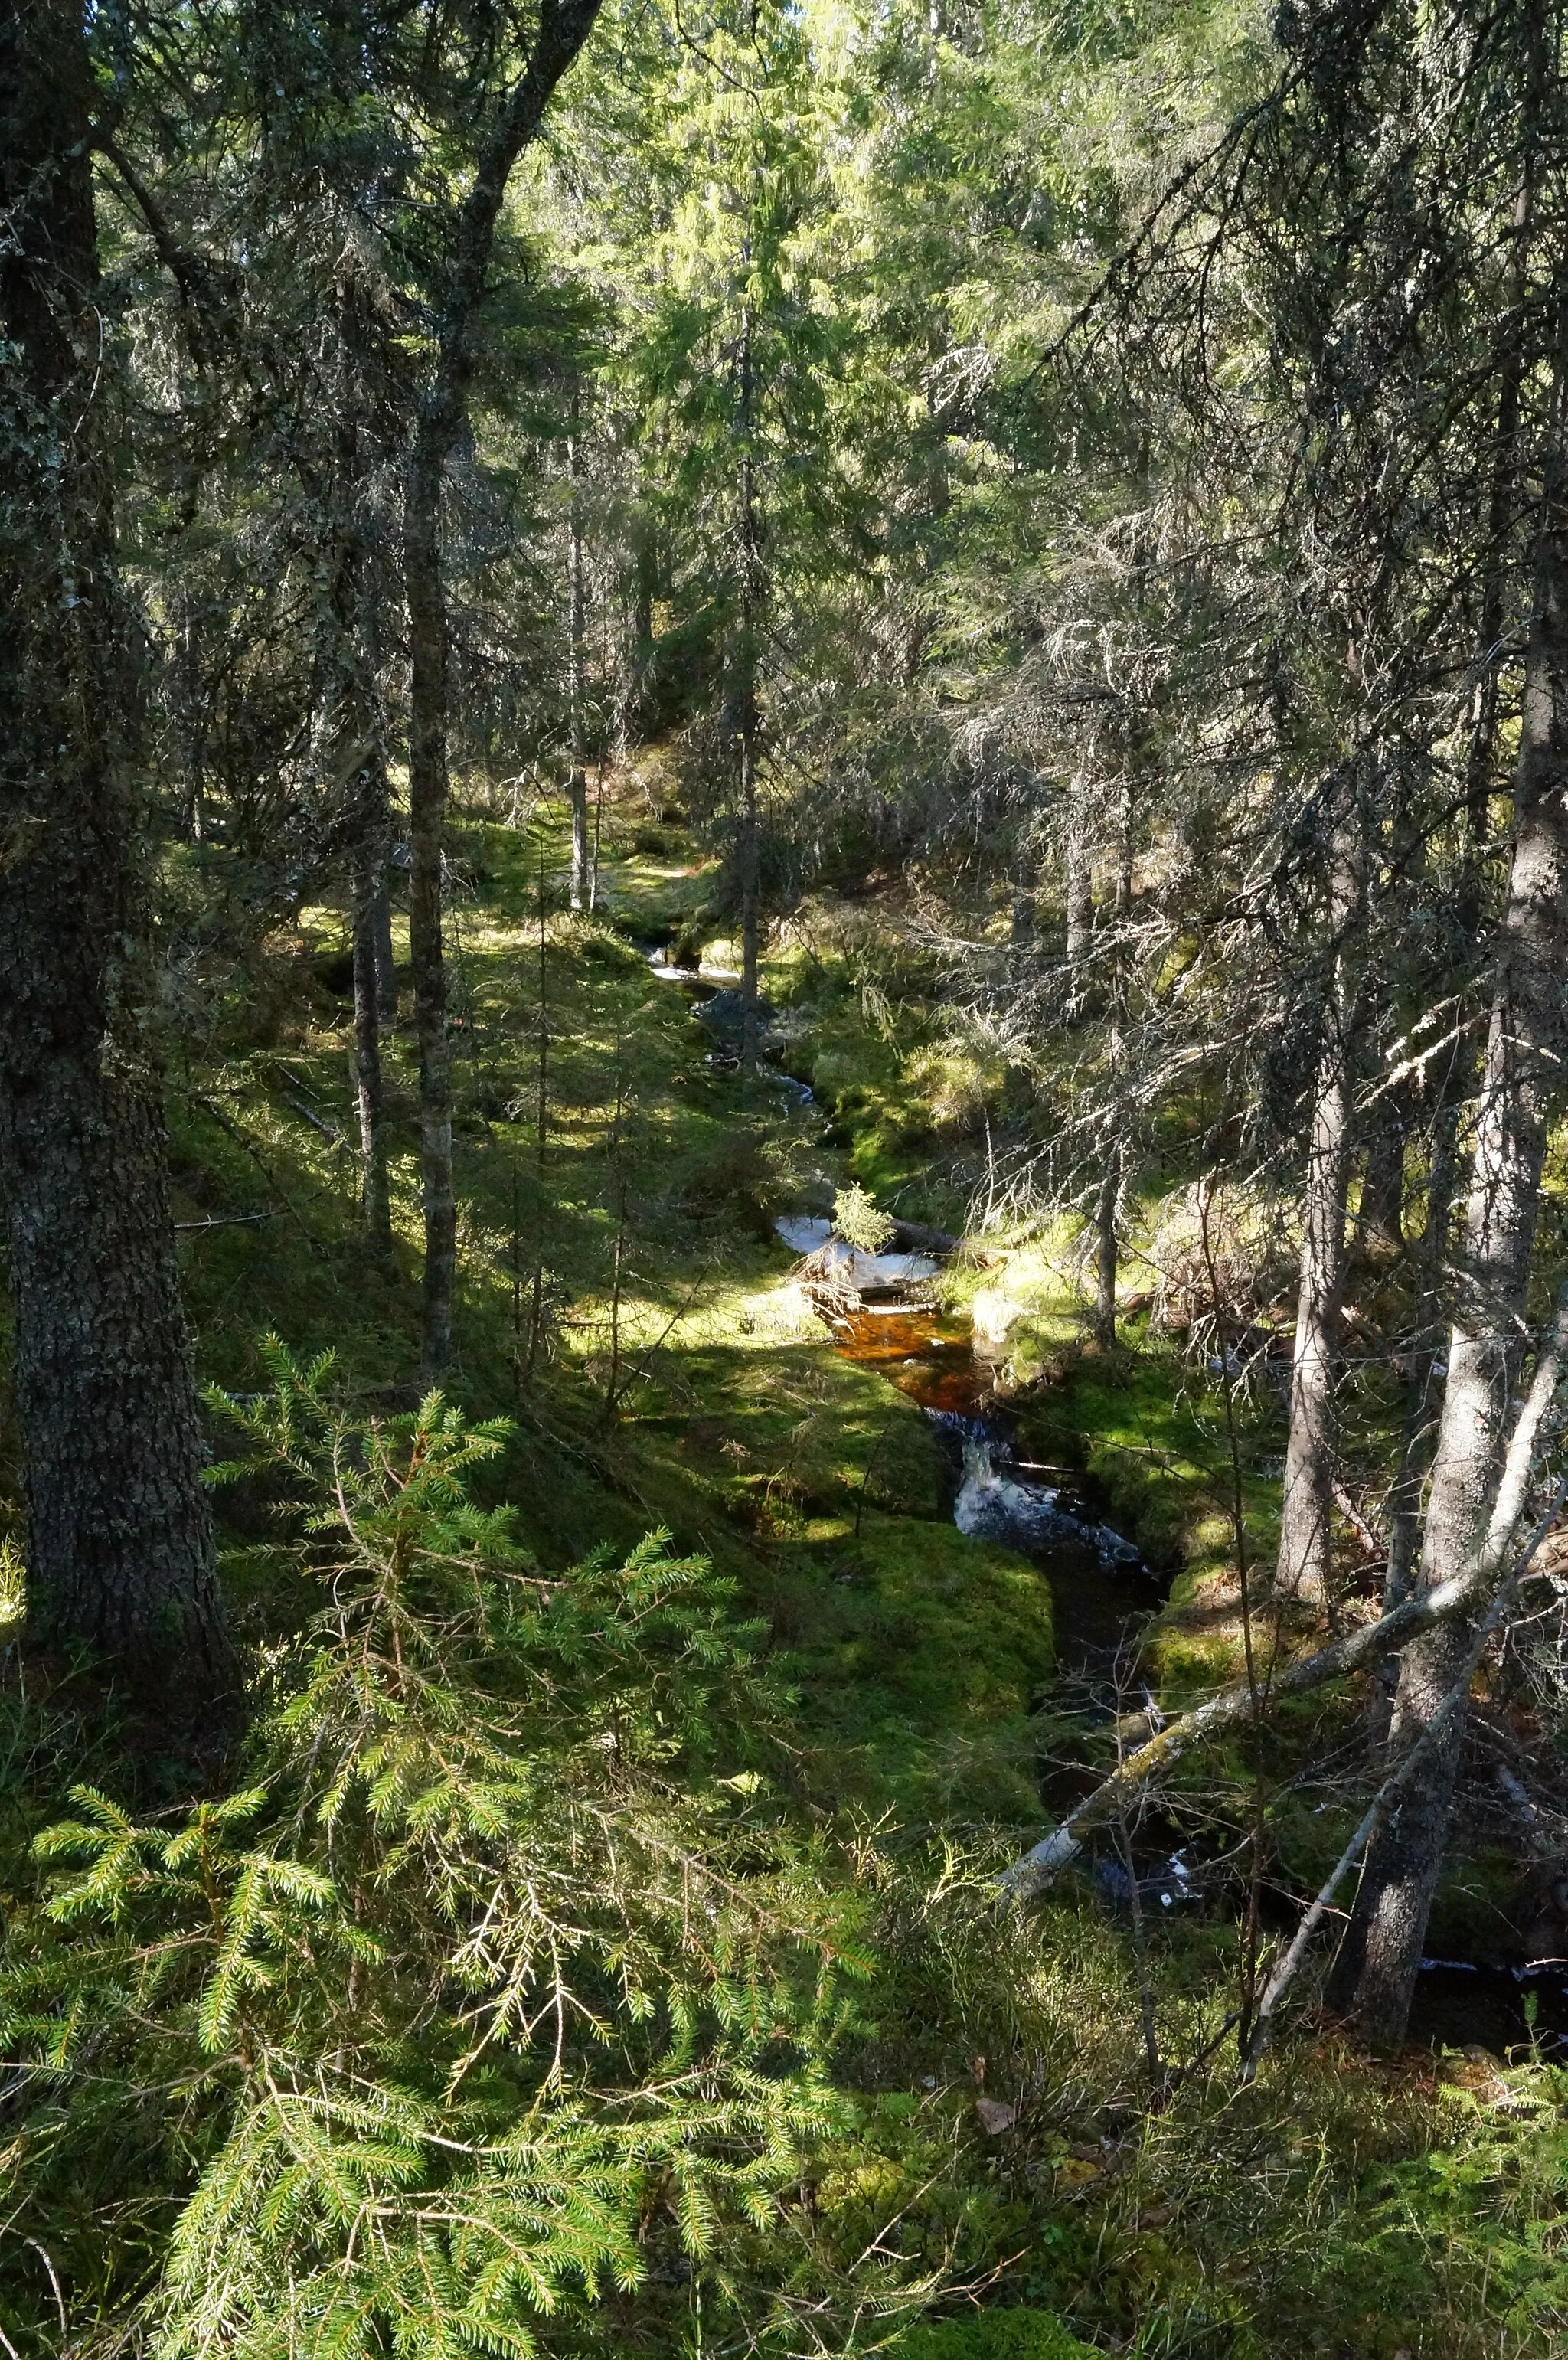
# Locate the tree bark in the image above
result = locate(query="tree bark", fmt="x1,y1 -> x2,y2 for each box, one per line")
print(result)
567,402 -> 590,912
1276,790 -> 1360,1611
1093,1158 -> 1119,1348
0,0 -> 234,1731
400,0 -> 604,1370
1331,417 -> 1568,2049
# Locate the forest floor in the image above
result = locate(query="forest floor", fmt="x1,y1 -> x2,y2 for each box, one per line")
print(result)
113,762 -> 1568,2355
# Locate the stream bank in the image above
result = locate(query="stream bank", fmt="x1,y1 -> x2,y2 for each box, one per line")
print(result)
776,1216 -> 1165,1679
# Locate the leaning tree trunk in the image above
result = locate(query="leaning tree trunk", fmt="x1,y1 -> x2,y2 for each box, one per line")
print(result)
1330,429 -> 1568,2050
1276,788 -> 1361,1612
567,402 -> 590,913
0,0 -> 234,1731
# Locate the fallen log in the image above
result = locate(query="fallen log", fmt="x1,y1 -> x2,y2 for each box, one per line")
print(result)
999,1276 -> 1568,1904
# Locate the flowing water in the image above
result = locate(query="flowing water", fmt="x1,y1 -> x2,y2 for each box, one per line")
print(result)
789,1263 -> 1165,1679
777,1225 -> 1568,2049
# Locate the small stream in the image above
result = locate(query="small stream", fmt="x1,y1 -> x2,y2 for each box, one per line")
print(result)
773,1213 -> 1568,2054
639,933 -> 1568,2058
773,1218 -> 1163,1678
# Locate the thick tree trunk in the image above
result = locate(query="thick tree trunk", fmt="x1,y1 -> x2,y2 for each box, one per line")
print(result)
567,413 -> 590,912
1331,434 -> 1568,2049
1276,799 -> 1360,1611
0,0 -> 234,1729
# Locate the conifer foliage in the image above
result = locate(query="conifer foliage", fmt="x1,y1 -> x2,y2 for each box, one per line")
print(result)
0,1351 -> 871,2357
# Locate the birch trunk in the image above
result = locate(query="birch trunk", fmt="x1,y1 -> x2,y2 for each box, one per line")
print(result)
1331,423 -> 1568,2049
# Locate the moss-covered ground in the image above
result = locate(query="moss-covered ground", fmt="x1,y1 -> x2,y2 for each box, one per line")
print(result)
134,770 -> 1568,2357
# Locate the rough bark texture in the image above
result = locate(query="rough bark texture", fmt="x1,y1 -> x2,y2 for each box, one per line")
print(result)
1331,438 -> 1568,2048
402,0 -> 605,1368
1093,1160 -> 1118,1348
1276,800 -> 1360,1610
0,0 -> 234,1724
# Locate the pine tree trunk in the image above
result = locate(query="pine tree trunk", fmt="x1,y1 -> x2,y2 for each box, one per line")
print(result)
0,0 -> 234,1730
567,410 -> 590,912
1276,799 -> 1360,1611
1331,427 -> 1568,2049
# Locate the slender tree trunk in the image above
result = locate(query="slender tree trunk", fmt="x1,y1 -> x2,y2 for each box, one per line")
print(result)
0,0 -> 234,1729
1331,415 -> 1568,2049
740,723 -> 760,1078
352,844 -> 393,1249
732,304 -> 763,1081
397,0 -> 606,1370
629,514 -> 657,734
404,413 -> 458,1370
1276,793 -> 1361,1610
1359,1103 -> 1406,1251
567,402 -> 590,912
372,875 -> 397,1023
1092,773 -> 1135,1345
1093,1157 -> 1119,1348
1064,780 -> 1094,1015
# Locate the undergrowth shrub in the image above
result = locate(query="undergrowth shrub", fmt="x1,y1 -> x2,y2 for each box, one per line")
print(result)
0,1345 -> 913,2358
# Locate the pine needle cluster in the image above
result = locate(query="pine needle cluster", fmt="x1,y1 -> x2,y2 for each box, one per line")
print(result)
0,1345 -> 889,2356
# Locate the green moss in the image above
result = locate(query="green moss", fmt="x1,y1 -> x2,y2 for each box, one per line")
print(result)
897,2311 -> 1099,2360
